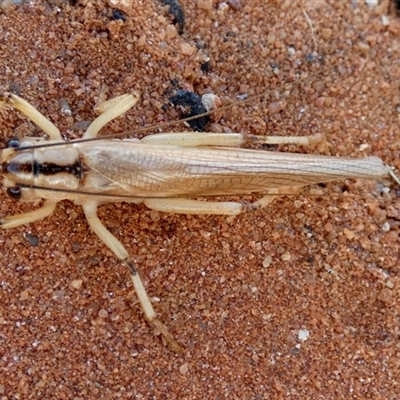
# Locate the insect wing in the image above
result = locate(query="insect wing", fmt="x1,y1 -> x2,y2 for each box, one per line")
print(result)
78,140 -> 390,198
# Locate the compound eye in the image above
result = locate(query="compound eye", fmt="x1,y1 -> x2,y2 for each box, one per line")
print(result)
6,186 -> 21,200
6,138 -> 20,149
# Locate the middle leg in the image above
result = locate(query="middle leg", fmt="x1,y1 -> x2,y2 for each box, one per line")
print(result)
82,202 -> 181,352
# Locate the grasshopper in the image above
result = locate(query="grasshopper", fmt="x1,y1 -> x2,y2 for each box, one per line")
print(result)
1,91 -> 399,351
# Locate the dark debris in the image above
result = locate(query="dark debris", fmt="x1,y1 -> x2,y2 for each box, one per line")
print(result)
159,0 -> 185,34
168,89 -> 209,132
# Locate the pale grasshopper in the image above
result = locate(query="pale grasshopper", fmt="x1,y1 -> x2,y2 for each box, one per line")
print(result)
1,89 -> 399,352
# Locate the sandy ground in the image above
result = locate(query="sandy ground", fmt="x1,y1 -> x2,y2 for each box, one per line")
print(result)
0,0 -> 399,398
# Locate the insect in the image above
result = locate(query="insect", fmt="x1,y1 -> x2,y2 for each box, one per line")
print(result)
1,90 -> 399,352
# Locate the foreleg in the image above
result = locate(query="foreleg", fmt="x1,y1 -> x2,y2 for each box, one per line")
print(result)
0,92 -> 62,140
0,200 -> 57,229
